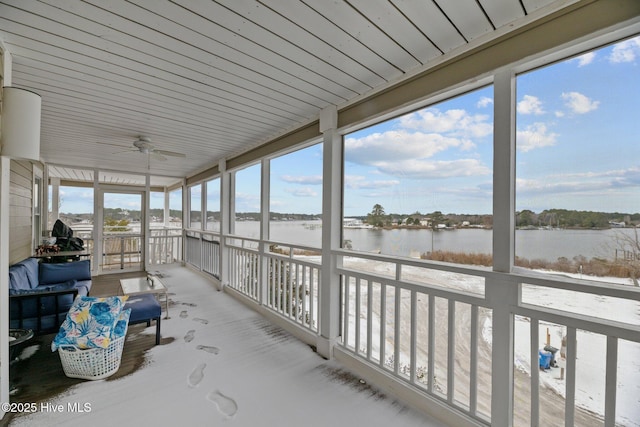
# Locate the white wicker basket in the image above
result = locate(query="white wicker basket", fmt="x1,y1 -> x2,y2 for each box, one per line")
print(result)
58,335 -> 125,380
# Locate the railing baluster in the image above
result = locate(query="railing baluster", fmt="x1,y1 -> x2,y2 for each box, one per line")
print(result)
367,280 -> 373,360
394,286 -> 401,375
565,327 -> 577,427
410,289 -> 417,384
530,318 -> 540,427
447,299 -> 455,403
380,282 -> 386,369
344,275 -> 350,349
428,294 -> 435,393
604,336 -> 618,427
470,304 -> 478,415
355,277 -> 361,355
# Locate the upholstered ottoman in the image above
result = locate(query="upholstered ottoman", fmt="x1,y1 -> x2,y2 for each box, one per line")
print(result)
124,294 -> 161,345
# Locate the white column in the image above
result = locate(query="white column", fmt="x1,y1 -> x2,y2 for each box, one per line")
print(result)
163,188 -> 170,228
490,69 -> 517,427
144,174 -> 150,270
0,157 -> 10,418
0,50 -> 12,415
317,105 -> 342,359
181,178 -> 186,265
259,158 -> 270,304
50,177 -> 60,227
92,171 -> 101,275
219,160 -> 231,289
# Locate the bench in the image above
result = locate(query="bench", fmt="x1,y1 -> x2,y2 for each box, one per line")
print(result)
124,294 -> 161,345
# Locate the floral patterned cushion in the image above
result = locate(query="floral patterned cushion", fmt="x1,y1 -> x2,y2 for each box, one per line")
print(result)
112,308 -> 131,339
51,295 -> 128,351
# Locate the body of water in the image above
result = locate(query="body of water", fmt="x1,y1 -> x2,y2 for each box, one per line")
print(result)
229,220 -> 636,262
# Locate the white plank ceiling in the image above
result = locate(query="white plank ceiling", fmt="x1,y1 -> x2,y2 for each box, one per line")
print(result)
0,0 -> 566,186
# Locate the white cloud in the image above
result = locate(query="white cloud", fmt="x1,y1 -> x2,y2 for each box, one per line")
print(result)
280,175 -> 322,185
344,175 -> 400,190
374,158 -> 491,179
345,130 -> 471,166
561,92 -> 599,114
284,187 -> 318,197
609,36 -> 640,63
517,123 -> 558,152
398,108 -> 492,138
477,97 -> 493,108
517,95 -> 545,115
516,167 -> 640,196
573,52 -> 596,67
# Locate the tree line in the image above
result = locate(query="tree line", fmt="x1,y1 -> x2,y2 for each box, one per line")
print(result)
365,204 -> 639,229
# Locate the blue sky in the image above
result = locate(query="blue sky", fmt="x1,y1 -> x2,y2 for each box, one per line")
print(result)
55,36 -> 639,217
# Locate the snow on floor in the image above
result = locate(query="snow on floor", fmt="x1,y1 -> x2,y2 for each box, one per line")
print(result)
10,265 -> 446,427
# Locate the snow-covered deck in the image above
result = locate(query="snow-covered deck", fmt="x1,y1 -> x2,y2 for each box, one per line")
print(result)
9,264 -> 445,427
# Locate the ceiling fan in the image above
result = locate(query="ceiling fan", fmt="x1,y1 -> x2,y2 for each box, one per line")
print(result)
129,136 -> 186,161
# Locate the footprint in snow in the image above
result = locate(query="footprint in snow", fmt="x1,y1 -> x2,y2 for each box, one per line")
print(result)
188,362 -> 206,388
184,329 -> 195,343
207,390 -> 238,417
197,345 -> 220,355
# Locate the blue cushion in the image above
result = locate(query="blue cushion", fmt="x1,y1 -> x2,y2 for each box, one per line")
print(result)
74,279 -> 92,296
41,280 -> 77,293
125,294 -> 161,323
14,258 -> 40,289
8,265 -> 31,291
39,260 -> 91,285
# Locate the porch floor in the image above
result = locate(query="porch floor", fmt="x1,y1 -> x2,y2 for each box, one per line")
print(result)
4,264 -> 446,426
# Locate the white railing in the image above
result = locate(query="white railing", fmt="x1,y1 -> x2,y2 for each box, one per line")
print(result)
102,233 -> 142,271
225,236 -> 321,333
149,228 -> 182,265
510,271 -> 640,427
335,249 -> 640,427
227,236 -> 260,301
337,251 -> 492,424
183,233 -> 640,426
185,230 -> 220,279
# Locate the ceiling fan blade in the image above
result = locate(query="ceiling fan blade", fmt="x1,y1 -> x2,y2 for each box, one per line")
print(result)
150,152 -> 168,161
154,149 -> 186,158
112,148 -> 137,155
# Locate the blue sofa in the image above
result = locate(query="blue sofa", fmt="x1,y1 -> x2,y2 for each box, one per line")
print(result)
9,258 -> 92,334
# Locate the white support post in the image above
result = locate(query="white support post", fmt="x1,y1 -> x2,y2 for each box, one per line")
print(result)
259,158 -> 270,305
93,171 -> 101,276
490,69 -> 517,427
50,177 -> 60,228
0,49 -> 12,416
219,159 -> 231,289
181,178 -> 187,264
163,188 -> 170,228
200,180 -> 206,270
42,165 -> 49,234
144,174 -> 150,270
317,105 -> 341,359
0,157 -> 10,418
